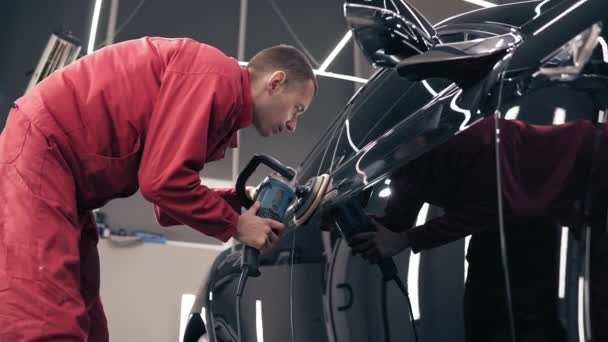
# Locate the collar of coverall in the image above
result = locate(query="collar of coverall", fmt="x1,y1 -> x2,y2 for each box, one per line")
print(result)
228,67 -> 254,148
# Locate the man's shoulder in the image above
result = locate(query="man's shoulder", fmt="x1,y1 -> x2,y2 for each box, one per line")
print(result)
150,37 -> 240,78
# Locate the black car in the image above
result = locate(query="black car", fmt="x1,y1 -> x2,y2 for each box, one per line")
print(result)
185,0 -> 608,341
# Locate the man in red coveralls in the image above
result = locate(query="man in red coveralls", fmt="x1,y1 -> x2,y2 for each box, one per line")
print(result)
0,37 -> 317,341
349,117 -> 608,341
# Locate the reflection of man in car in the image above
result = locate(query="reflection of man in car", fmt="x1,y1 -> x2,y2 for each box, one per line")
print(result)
349,116 -> 608,341
0,38 -> 316,341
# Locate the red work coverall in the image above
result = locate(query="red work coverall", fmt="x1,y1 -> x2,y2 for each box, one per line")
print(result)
0,37 -> 252,340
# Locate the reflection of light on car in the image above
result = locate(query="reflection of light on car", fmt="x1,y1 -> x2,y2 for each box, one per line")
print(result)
559,227 -> 569,299
345,119 -> 360,153
553,107 -> 567,125
256,299 -> 265,342
504,106 -> 520,120
464,236 -> 471,284
389,0 -> 434,37
355,142 -> 377,185
179,293 -> 196,342
461,0 -> 497,8
597,37 -> 608,63
385,178 -> 391,185
378,187 -> 392,198
409,203 -> 430,321
579,275 -> 586,342
450,89 -> 472,130
422,80 -> 438,97
533,0 -> 552,19
533,0 -> 588,36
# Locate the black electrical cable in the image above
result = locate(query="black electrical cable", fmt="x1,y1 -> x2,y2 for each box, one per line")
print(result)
381,279 -> 391,342
235,266 -> 250,342
392,275 -> 419,342
289,230 -> 298,342
492,53 -> 517,342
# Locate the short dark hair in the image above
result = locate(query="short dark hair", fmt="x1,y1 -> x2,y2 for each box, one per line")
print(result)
248,45 -> 318,94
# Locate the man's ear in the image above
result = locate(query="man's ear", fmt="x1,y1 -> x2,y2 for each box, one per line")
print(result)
267,71 -> 287,93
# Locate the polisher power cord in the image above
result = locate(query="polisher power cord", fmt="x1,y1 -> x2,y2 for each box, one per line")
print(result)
390,275 -> 419,342
236,266 -> 250,342
493,53 -> 517,342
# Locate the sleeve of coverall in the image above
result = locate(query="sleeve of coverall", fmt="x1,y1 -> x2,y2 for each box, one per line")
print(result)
213,188 -> 242,212
154,188 -> 242,226
377,162 -> 424,232
406,203 -> 497,253
139,72 -> 239,242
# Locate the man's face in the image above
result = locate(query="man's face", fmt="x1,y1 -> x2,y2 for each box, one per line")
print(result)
252,71 -> 316,137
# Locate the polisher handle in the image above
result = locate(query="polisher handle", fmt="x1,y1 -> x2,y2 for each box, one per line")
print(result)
236,154 -> 296,209
237,154 -> 295,278
378,258 -> 398,282
242,246 -> 261,277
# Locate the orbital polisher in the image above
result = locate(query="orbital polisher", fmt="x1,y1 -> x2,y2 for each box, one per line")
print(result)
234,154 -> 330,341
235,154 -> 330,277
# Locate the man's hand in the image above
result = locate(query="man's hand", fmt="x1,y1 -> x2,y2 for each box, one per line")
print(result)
234,202 -> 284,251
349,218 -> 410,264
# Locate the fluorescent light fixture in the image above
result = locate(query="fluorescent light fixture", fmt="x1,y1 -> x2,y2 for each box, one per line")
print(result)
314,70 -> 368,84
533,0 -> 588,36
179,293 -> 196,342
319,31 -> 353,72
461,0 -> 497,8
464,236 -> 471,284
504,106 -> 520,120
256,299 -> 265,342
553,107 -> 567,125
165,240 -> 228,251
87,0 -> 104,54
379,187 -> 392,198
559,227 -> 569,299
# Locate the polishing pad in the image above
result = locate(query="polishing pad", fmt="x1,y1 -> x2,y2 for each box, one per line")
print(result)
293,174 -> 331,226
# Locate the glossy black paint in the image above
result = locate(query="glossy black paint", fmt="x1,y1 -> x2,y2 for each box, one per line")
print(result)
344,0 -> 438,66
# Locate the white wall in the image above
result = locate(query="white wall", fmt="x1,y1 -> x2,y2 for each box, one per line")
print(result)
98,240 -> 223,342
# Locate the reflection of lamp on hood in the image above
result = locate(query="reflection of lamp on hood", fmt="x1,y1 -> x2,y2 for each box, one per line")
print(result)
538,23 -> 602,81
